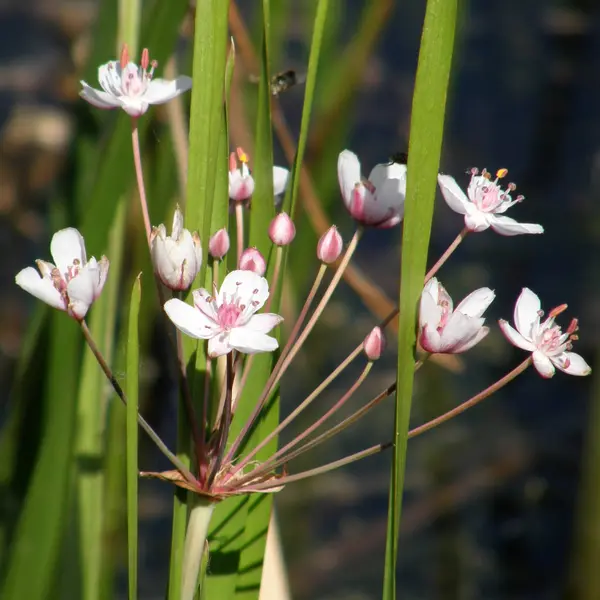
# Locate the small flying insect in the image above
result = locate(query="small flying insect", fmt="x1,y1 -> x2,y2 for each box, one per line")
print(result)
388,151 -> 409,166
249,69 -> 307,96
270,69 -> 306,96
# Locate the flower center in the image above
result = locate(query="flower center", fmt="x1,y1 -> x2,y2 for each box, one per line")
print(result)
216,299 -> 244,330
119,46 -> 156,98
469,168 -> 523,213
538,324 -> 563,353
50,258 -> 81,298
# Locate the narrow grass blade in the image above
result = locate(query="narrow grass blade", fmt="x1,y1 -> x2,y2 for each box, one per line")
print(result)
285,0 -> 330,219
0,314 -> 80,600
76,200 -> 126,600
184,0 -> 230,281
169,2 -> 230,598
382,1 -> 458,598
126,275 -> 142,599
248,0 -> 274,256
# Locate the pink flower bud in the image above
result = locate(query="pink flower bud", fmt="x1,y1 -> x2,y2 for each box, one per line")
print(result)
317,226 -> 343,263
363,326 -> 386,360
269,212 -> 296,246
239,247 -> 266,276
209,228 -> 230,260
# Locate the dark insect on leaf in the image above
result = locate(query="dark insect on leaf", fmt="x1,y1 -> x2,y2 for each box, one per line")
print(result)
388,151 -> 409,165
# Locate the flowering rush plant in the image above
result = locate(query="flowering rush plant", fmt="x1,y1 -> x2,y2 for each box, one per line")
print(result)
8,20 -> 591,600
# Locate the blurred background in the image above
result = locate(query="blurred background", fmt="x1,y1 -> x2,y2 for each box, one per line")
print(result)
1,0 -> 599,599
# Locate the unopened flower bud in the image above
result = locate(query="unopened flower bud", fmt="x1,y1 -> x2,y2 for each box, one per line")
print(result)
209,228 -> 230,260
363,326 -> 386,360
150,206 -> 202,291
317,226 -> 343,263
239,247 -> 266,276
269,212 -> 296,246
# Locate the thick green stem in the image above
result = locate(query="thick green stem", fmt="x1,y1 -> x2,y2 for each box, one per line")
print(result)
181,499 -> 216,600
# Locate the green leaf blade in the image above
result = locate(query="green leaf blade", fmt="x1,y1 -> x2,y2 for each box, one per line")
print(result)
126,275 -> 142,600
383,0 -> 458,598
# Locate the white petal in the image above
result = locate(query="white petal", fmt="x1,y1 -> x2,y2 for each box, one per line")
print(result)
244,313 -> 283,334
192,288 -> 219,322
229,170 -> 255,201
66,270 -> 97,319
97,61 -> 123,96
50,228 -> 87,275
438,174 -> 470,215
453,326 -> 490,353
440,312 -> 483,352
552,351 -> 592,376
171,206 -> 184,239
488,215 -> 544,236
455,287 -> 495,318
532,350 -> 555,378
15,267 -> 66,311
228,327 -> 279,354
96,257 -> 110,296
368,162 -> 406,190
120,97 -> 149,117
208,333 -> 233,357
79,82 -> 122,109
337,150 -> 362,203
273,166 -> 289,197
375,176 -> 406,220
498,319 -> 536,351
514,288 -> 540,338
419,287 -> 442,328
419,325 -> 443,353
219,270 -> 269,312
464,211 -> 491,232
164,298 -> 217,339
144,76 -> 192,104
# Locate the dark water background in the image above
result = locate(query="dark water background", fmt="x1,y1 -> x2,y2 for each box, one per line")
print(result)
1,1 -> 599,599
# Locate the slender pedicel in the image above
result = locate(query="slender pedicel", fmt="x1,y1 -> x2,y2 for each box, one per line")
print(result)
80,320 -> 196,483
425,227 -> 468,283
225,263 -> 328,461
231,359 -> 373,476
239,443 -> 391,491
408,357 -> 532,439
131,119 -> 152,243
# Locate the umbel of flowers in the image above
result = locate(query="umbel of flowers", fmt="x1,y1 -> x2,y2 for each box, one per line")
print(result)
14,46 -> 591,600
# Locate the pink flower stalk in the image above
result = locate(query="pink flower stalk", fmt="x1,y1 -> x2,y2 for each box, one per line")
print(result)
79,45 -> 192,117
229,147 -> 255,202
209,228 -> 230,260
499,288 -> 591,378
269,212 -> 296,246
15,228 -> 109,320
337,150 -> 406,228
419,278 -> 495,354
239,247 -> 266,276
164,269 -> 283,358
317,226 -> 343,264
363,327 -> 386,360
438,168 -> 544,236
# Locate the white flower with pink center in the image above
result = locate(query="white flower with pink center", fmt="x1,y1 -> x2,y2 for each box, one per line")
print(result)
229,148 -> 255,202
80,46 -> 192,117
337,150 -> 406,228
15,228 -> 109,320
418,278 -> 495,354
499,288 -> 591,378
438,168 -> 544,236
163,270 -> 283,357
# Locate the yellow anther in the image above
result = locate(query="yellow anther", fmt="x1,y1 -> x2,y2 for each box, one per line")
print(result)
236,147 -> 249,163
496,168 -> 508,179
